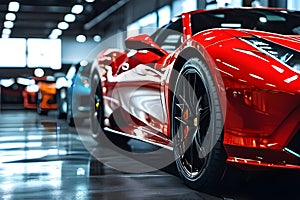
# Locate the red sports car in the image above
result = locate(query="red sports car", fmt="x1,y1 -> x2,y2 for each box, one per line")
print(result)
85,8 -> 300,192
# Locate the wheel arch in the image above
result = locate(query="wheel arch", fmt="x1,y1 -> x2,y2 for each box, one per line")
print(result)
167,47 -> 207,139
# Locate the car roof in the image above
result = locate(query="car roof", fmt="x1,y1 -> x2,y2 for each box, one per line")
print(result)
180,7 -> 288,17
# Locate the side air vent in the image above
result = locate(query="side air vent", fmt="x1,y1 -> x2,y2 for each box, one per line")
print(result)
242,37 -> 300,72
285,130 -> 300,158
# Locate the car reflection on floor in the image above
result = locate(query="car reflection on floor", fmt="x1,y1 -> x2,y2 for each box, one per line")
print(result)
0,110 -> 219,200
1,110 -> 300,199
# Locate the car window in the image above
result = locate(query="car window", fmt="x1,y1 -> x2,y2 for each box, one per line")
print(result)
191,9 -> 300,35
152,17 -> 183,52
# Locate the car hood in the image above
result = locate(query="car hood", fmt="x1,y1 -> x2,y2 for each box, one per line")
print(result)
193,28 -> 300,93
239,29 -> 300,53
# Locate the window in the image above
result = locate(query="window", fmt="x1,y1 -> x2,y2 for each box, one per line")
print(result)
158,5 -> 171,27
172,0 -> 197,16
152,17 -> 183,52
127,12 -> 157,37
191,9 -> 300,35
27,39 -> 61,70
0,38 -> 26,67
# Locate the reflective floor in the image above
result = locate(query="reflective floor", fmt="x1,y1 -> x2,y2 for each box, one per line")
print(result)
0,110 -> 217,200
1,110 -> 300,200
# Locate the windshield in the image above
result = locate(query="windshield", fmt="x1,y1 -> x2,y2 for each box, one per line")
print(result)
191,9 -> 300,35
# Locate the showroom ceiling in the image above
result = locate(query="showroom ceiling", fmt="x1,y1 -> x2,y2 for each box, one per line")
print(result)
0,0 -> 124,39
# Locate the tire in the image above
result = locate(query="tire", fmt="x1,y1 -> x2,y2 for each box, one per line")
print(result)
90,72 -> 104,139
89,156 -> 104,176
171,57 -> 226,193
57,88 -> 67,119
37,91 -> 47,115
67,100 -> 75,126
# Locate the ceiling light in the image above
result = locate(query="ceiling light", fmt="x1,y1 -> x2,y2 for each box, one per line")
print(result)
71,4 -> 84,14
58,22 -> 69,30
93,35 -> 101,42
2,28 -> 11,35
51,29 -> 62,36
4,21 -> 14,29
5,13 -> 16,21
34,68 -> 45,78
64,14 -> 76,22
8,1 -> 20,12
76,35 -> 86,43
85,0 -> 95,2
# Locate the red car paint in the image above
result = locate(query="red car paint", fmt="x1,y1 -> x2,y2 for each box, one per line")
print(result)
93,8 -> 300,170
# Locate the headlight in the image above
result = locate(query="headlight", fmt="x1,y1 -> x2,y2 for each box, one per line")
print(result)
242,37 -> 300,72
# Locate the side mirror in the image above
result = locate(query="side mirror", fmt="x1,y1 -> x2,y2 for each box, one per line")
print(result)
125,34 -> 167,57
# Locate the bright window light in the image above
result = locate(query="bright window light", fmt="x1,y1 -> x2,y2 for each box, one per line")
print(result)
181,0 -> 197,12
27,39 -> 62,70
4,21 -> 14,29
2,29 -> 11,35
0,38 -> 26,67
158,6 -> 171,27
138,13 -> 157,27
71,4 -> 84,14
58,22 -> 69,30
127,22 -> 139,37
76,35 -> 86,43
173,0 -> 197,16
64,14 -> 76,22
8,1 -> 20,12
5,13 -> 16,21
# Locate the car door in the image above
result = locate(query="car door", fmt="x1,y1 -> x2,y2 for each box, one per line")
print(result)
111,18 -> 184,134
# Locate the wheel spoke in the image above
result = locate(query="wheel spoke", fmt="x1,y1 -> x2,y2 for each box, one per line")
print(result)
194,131 -> 205,159
196,95 -> 203,112
186,75 -> 196,110
175,103 -> 184,112
191,73 -> 197,107
200,107 -> 210,123
178,94 -> 191,111
189,139 -> 194,175
174,116 -> 187,125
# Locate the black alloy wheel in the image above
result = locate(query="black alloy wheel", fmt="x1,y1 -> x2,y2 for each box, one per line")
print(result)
171,57 -> 226,192
91,73 -> 104,138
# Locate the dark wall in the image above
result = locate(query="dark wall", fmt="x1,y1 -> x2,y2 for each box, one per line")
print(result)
243,0 -> 253,6
0,64 -> 70,79
269,0 -> 287,8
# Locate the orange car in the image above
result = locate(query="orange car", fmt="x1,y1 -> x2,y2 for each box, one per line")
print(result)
36,76 -> 57,115
22,84 -> 39,109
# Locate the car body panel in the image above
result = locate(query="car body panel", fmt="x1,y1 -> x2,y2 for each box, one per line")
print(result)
94,8 -> 300,169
